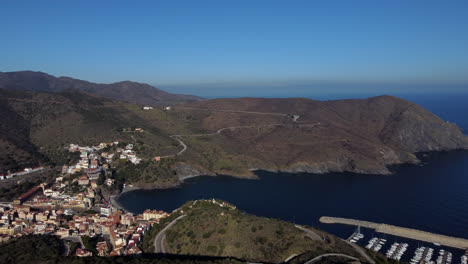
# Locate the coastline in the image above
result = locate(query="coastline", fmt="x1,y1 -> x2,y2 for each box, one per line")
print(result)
110,194 -> 129,213
113,150 -> 468,246
113,149 -> 468,212
109,184 -> 146,213
112,165 -> 379,213
112,172 -> 258,212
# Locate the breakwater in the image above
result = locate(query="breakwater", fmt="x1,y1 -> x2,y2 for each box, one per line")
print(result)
320,216 -> 468,249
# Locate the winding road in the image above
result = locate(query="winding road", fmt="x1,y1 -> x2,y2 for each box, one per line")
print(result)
154,215 -> 186,253
154,106 -> 311,159
158,106 -> 321,159
288,225 -> 374,264
295,224 -> 323,240
159,136 -> 188,159
345,240 -> 375,264
303,253 -> 359,264
176,106 -> 289,117
161,123 -> 320,159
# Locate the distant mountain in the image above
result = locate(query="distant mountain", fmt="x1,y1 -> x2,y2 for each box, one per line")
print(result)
0,71 -> 203,105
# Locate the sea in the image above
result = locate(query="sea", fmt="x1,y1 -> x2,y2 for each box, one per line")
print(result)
119,93 -> 468,262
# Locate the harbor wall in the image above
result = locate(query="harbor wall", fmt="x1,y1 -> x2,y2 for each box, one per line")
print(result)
320,216 -> 468,249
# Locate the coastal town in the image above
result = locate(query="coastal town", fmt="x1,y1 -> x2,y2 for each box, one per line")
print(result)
0,142 -> 170,257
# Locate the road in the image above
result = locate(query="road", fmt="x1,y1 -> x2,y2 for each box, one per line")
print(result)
345,240 -> 375,264
62,235 -> 84,256
160,122 -> 320,159
159,136 -> 188,158
294,224 -> 322,240
154,106 -> 322,159
154,215 -> 186,253
176,106 -> 288,117
63,242 -> 70,256
177,123 -> 290,137
303,253 -> 359,264
293,224 -> 373,264
63,236 -> 84,247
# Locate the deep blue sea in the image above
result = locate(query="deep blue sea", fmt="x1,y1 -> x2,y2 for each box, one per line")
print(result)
119,93 -> 468,262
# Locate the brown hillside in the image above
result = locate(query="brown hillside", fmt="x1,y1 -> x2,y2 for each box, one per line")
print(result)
0,71 -> 203,106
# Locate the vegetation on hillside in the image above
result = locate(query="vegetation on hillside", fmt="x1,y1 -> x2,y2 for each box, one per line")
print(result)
0,170 -> 55,202
162,200 -> 364,263
112,157 -> 180,188
0,89 -> 173,172
0,180 -> 36,202
0,235 -> 247,264
2,86 -> 468,194
142,210 -> 184,252
0,235 -> 64,263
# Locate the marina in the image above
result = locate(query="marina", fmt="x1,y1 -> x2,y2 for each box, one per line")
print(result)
118,149 -> 468,264
320,217 -> 468,250
461,253 -> 467,264
386,242 -> 409,261
436,249 -> 453,264
347,227 -> 364,243
365,237 -> 386,252
342,227 -> 468,264
349,232 -> 364,243
410,246 -> 435,264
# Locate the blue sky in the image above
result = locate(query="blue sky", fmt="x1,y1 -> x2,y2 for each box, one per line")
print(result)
1,0 -> 468,97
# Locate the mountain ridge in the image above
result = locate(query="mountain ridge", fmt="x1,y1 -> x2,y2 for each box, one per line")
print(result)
0,72 -> 467,181
0,71 -> 203,106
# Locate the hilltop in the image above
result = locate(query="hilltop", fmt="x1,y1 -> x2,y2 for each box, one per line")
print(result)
0,71 -> 203,106
151,96 -> 467,176
148,199 -> 366,263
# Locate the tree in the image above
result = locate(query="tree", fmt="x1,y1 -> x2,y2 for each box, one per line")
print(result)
97,172 -> 105,186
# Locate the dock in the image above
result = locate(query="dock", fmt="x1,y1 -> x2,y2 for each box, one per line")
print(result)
320,216 -> 468,250
347,225 -> 362,242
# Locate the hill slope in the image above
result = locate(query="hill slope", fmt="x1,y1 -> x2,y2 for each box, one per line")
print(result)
170,96 -> 468,175
0,235 -> 247,264
0,89 -> 174,173
148,200 -> 368,263
0,71 -> 203,105
1,83 -> 466,180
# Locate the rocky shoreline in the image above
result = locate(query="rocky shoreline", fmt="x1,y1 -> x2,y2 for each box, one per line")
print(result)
113,149 -> 467,212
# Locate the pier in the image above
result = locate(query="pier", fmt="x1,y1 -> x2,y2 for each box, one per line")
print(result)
320,216 -> 468,249
347,225 -> 362,241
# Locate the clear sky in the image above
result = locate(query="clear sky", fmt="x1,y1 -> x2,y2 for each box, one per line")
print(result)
1,0 -> 468,97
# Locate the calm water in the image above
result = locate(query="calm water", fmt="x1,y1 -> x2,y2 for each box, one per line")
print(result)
119,93 -> 468,260
119,151 -> 468,236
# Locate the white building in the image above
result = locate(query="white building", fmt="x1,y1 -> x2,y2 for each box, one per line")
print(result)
100,207 -> 113,216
